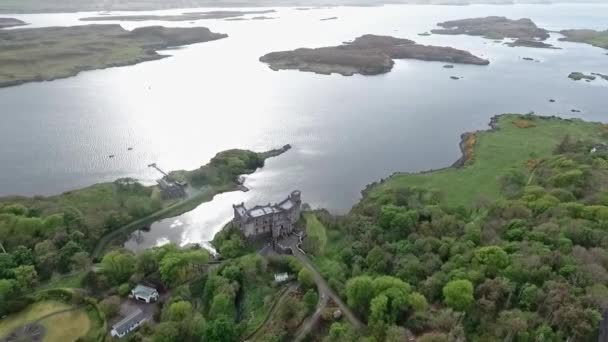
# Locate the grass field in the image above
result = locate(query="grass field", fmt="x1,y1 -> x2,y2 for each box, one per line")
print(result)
40,309 -> 91,342
0,300 -> 96,342
364,114 -> 606,207
304,212 -> 328,255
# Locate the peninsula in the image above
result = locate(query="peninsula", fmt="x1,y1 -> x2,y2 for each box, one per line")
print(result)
0,24 -> 227,88
79,10 -> 275,22
259,34 -> 489,76
0,17 -> 26,28
431,16 -> 552,46
559,29 -> 608,49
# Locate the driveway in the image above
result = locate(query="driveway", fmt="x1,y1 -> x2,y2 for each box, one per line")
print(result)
279,235 -> 365,332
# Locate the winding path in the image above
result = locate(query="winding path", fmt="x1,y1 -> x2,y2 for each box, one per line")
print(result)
281,235 -> 365,333
293,283 -> 329,342
245,283 -> 298,341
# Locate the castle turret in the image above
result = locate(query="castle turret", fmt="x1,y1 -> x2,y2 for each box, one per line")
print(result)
290,190 -> 301,203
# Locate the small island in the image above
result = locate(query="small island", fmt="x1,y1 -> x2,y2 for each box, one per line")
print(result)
559,29 -> 608,50
431,16 -> 553,48
320,17 -> 338,21
0,17 -> 26,28
259,34 -> 489,76
505,38 -> 557,49
0,24 -> 228,88
568,72 -> 596,81
79,10 -> 275,22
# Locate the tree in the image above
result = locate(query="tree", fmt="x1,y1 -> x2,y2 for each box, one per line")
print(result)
323,322 -> 357,342
70,251 -> 91,271
298,267 -> 315,289
152,322 -> 181,342
58,241 -> 84,273
101,250 -> 136,285
13,265 -> 38,291
369,294 -> 390,340
409,292 -> 428,312
209,294 -> 236,320
164,301 -> 193,322
11,246 -> 35,266
99,296 -> 121,318
203,317 -> 239,342
0,253 -> 16,278
0,279 -> 17,316
386,325 -> 408,342
366,246 -> 390,273
159,250 -> 208,287
443,279 -> 474,311
473,246 -> 510,276
303,289 -> 319,314
345,276 -> 374,316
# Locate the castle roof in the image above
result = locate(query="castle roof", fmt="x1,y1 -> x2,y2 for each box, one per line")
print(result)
234,191 -> 300,222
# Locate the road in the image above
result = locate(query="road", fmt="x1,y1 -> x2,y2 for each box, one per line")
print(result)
293,283 -> 329,342
281,235 -> 365,332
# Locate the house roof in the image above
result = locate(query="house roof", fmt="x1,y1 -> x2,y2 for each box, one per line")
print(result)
132,284 -> 157,298
112,308 -> 146,335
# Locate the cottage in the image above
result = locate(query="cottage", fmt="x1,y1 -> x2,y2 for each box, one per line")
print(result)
274,273 -> 289,283
131,284 -> 159,303
232,191 -> 302,239
110,308 -> 147,338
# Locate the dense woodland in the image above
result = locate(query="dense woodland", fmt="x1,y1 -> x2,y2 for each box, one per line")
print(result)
310,134 -> 608,341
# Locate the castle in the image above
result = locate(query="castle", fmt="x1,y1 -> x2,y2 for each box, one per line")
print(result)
232,191 -> 302,239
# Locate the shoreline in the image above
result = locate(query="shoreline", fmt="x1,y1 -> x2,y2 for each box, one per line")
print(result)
90,144 -> 291,258
357,113 -> 593,203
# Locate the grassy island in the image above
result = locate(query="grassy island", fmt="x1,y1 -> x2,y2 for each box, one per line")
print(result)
0,17 -> 26,28
560,29 -> 608,50
79,10 -> 275,22
0,24 -> 227,88
432,16 -> 549,41
260,34 -> 489,76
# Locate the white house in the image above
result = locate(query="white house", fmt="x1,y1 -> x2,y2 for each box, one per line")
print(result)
110,308 -> 147,338
274,273 -> 289,283
130,284 -> 159,303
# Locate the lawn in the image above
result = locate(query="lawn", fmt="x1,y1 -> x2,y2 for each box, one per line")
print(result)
39,309 -> 91,342
0,300 -> 95,342
0,301 -> 71,338
365,114 -> 605,207
304,212 -> 328,255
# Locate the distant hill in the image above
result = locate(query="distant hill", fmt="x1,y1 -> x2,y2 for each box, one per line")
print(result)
0,0 -> 605,14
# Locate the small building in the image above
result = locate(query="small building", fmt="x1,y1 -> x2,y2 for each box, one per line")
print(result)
274,273 -> 289,283
110,308 -> 147,338
130,284 -> 159,303
157,178 -> 186,200
232,191 -> 302,239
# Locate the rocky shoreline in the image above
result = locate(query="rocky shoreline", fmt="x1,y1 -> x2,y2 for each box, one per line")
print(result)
260,34 -> 488,76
